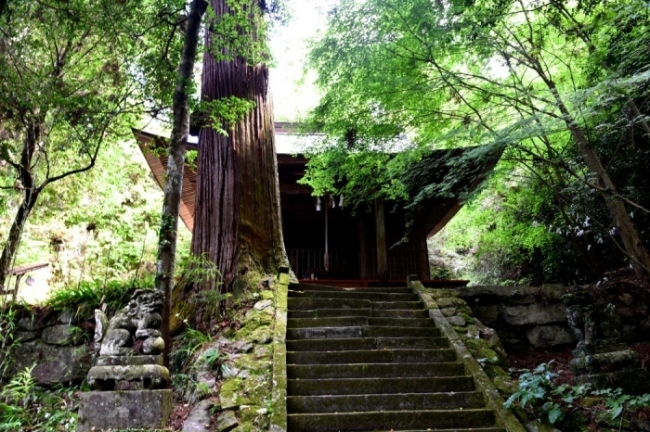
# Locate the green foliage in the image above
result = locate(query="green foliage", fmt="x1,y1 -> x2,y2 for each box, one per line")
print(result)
170,324 -> 214,374
505,362 -> 650,428
45,277 -> 149,316
592,388 -> 650,422
0,305 -> 19,381
197,96 -> 257,136
0,367 -> 79,431
305,0 -> 650,282
207,0 -> 269,64
504,362 -> 589,425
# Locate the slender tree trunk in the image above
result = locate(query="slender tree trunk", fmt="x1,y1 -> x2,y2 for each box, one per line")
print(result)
155,0 -> 206,368
0,190 -> 39,290
545,81 -> 650,277
0,122 -> 39,290
186,0 -> 287,325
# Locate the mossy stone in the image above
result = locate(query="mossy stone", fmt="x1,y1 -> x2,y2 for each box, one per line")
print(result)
260,290 -> 274,300
220,378 -> 251,409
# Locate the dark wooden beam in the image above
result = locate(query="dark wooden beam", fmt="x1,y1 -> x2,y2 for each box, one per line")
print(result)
375,198 -> 388,286
358,216 -> 369,279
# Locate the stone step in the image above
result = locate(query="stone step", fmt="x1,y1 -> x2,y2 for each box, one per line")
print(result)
368,317 -> 435,327
289,308 -> 372,318
287,391 -> 486,413
376,429 -> 505,432
289,290 -> 419,302
287,408 -> 495,431
288,308 -> 429,319
286,337 -> 449,352
292,284 -> 413,294
288,317 -> 368,329
287,317 -> 436,329
288,376 -> 475,396
362,325 -> 440,338
289,298 -> 423,311
287,362 -> 466,379
287,348 -> 457,365
286,325 -> 441,340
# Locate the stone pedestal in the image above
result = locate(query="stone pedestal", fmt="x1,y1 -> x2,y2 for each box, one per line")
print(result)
77,389 -> 173,431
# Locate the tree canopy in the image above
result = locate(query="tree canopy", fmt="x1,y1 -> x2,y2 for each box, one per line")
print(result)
303,0 -> 650,283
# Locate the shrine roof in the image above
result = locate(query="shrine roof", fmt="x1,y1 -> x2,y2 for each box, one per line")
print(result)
132,128 -> 502,237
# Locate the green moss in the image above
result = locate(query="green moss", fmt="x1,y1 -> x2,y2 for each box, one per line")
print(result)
260,290 -> 274,300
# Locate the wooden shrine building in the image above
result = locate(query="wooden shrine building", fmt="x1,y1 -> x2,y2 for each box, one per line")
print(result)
133,126 -> 501,284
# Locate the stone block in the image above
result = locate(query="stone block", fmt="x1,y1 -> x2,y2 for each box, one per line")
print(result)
526,325 -> 575,347
96,355 -> 162,366
14,330 -> 38,342
77,389 -> 173,431
571,349 -> 639,374
183,399 -> 214,432
501,303 -> 566,326
214,409 -> 239,432
473,306 -> 499,325
42,324 -> 83,346
8,342 -> 90,385
87,364 -> 169,390
440,307 -> 456,317
447,316 -> 467,327
575,368 -> 650,395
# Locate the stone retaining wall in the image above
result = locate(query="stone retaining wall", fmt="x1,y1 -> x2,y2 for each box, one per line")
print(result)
455,285 -> 574,349
456,284 -> 650,350
5,310 -> 93,384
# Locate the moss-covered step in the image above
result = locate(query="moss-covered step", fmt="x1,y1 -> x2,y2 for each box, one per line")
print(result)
289,290 -> 419,301
287,348 -> 457,365
375,429 -> 505,432
287,325 -> 442,339
291,284 -> 413,293
371,308 -> 429,318
289,308 -> 373,318
361,325 -> 441,338
287,336 -> 449,352
288,391 -> 486,413
287,326 -> 363,340
289,308 -> 430,318
287,362 -> 466,379
287,376 -> 475,396
287,316 -> 369,328
288,298 -> 424,310
368,317 -> 436,327
287,408 -> 496,431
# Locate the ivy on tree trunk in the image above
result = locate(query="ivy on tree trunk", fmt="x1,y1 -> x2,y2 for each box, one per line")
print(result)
183,0 -> 287,327
155,0 -> 207,369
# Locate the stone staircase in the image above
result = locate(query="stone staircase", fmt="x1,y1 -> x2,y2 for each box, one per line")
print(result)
285,283 -> 510,432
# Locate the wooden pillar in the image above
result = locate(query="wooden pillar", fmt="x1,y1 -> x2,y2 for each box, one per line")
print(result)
375,198 -> 388,286
358,216 -> 369,279
414,215 -> 430,281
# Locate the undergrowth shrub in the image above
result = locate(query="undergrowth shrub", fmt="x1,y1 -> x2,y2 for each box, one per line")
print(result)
0,366 -> 80,431
505,362 -> 650,430
45,275 -> 154,316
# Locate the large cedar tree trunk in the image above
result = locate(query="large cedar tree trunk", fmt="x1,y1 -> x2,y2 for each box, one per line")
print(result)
155,0 -> 206,366
185,0 -> 287,324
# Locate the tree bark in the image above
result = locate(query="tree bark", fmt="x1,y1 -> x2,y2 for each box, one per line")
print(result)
544,80 -> 650,277
187,0 -> 287,324
0,122 -> 39,290
155,0 -> 206,368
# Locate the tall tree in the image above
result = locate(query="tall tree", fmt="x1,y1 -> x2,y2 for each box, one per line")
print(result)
180,0 -> 287,326
0,0 -> 184,290
156,0 -> 207,367
304,0 -> 650,278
